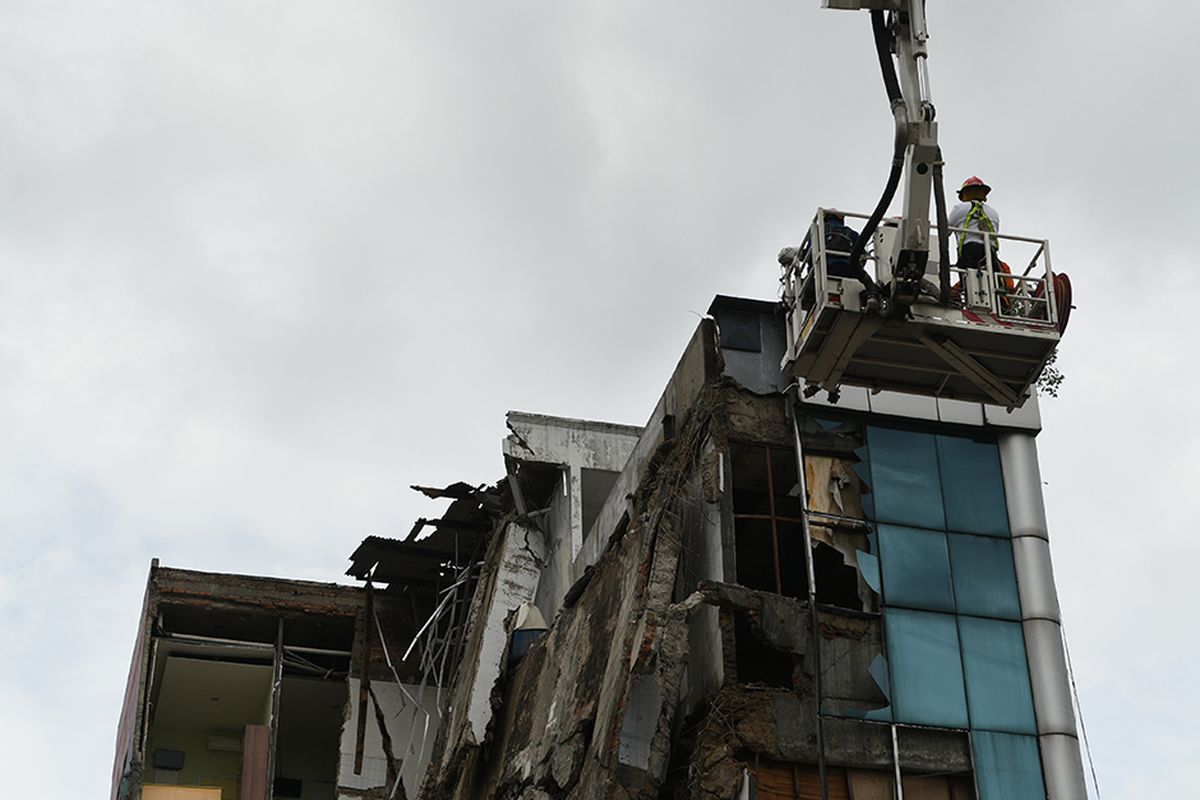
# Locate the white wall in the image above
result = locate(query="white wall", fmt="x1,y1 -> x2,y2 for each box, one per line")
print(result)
336,680 -> 441,800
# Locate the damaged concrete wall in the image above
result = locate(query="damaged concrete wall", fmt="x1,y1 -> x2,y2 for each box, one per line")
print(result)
504,413 -> 641,622
420,376 -> 728,800
416,320 -> 1026,800
462,521 -> 546,747
675,582 -> 970,799
423,518 -> 547,787
706,297 -> 791,397
574,320 -> 724,582
114,565 -> 368,800
678,439 -> 728,720
504,412 -> 640,564
111,562 -> 156,800
533,468 -> 574,626
416,379 -> 947,800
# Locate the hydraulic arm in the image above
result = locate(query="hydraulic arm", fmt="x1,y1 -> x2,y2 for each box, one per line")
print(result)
779,1 -> 1068,410
825,0 -> 951,310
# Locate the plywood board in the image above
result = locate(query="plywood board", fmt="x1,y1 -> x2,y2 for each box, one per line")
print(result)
240,724 -> 270,800
143,786 -> 222,800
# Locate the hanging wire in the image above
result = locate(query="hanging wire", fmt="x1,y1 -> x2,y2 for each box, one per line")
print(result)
371,556 -> 480,800
1062,619 -> 1102,798
373,606 -> 427,800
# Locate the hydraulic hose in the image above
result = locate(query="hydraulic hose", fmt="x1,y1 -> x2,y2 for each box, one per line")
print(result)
846,10 -> 907,292
932,147 -> 951,304
872,9 -> 903,105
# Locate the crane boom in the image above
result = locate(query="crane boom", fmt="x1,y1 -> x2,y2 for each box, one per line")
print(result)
824,0 -> 943,307
776,1 -> 1071,409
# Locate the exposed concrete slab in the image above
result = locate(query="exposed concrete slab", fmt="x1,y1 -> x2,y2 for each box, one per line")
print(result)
464,521 -> 546,746
574,320 -> 722,582
504,412 -> 640,617
503,412 -> 642,469
532,468 -> 573,625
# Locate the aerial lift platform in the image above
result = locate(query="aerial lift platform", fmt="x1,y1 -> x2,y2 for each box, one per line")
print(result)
780,211 -> 1068,408
780,0 -> 1072,410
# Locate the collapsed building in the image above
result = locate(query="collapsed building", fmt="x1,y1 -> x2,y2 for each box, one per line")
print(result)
110,486 -> 497,800
112,295 -> 1088,800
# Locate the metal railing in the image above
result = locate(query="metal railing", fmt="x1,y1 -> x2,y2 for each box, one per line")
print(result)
944,226 -> 1057,327
780,209 -> 1058,329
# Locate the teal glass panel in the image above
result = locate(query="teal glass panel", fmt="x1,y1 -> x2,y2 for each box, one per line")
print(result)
867,427 -> 945,530
973,731 -> 1047,799
885,609 -> 968,728
949,534 -> 1021,620
879,525 -> 954,612
857,550 -> 882,595
959,617 -> 1037,734
936,434 -> 1009,536
853,446 -> 874,517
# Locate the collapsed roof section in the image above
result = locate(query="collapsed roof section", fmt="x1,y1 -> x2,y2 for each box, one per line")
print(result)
345,481 -> 499,588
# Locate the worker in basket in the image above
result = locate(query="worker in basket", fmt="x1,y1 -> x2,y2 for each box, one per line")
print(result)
781,210 -> 877,309
947,176 -> 1013,307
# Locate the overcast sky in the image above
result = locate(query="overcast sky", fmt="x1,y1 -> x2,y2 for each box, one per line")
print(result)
0,1 -> 1193,796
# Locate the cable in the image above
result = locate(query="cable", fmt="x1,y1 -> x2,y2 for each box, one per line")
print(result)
1062,620 -> 1102,798
932,147 -> 951,304
846,10 -> 908,292
872,10 -> 902,105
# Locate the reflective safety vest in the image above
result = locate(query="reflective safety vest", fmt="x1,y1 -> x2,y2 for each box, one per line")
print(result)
958,201 -> 1000,256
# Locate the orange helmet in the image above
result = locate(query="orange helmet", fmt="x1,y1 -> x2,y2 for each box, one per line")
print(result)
958,176 -> 992,198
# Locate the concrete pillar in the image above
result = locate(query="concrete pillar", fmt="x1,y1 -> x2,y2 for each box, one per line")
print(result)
998,433 -> 1088,800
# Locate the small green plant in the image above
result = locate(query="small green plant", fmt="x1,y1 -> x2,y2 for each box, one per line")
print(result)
1037,349 -> 1065,397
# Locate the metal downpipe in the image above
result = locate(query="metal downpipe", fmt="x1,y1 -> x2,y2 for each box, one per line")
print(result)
789,392 -> 829,800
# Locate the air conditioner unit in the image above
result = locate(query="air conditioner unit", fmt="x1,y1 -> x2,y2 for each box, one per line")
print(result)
207,733 -> 243,753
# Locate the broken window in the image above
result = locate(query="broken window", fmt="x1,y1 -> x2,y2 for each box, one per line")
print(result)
581,468 -> 620,539
811,543 -> 861,609
718,309 -> 763,352
731,442 -> 864,609
732,611 -> 795,688
144,646 -> 275,795
731,444 -> 808,599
